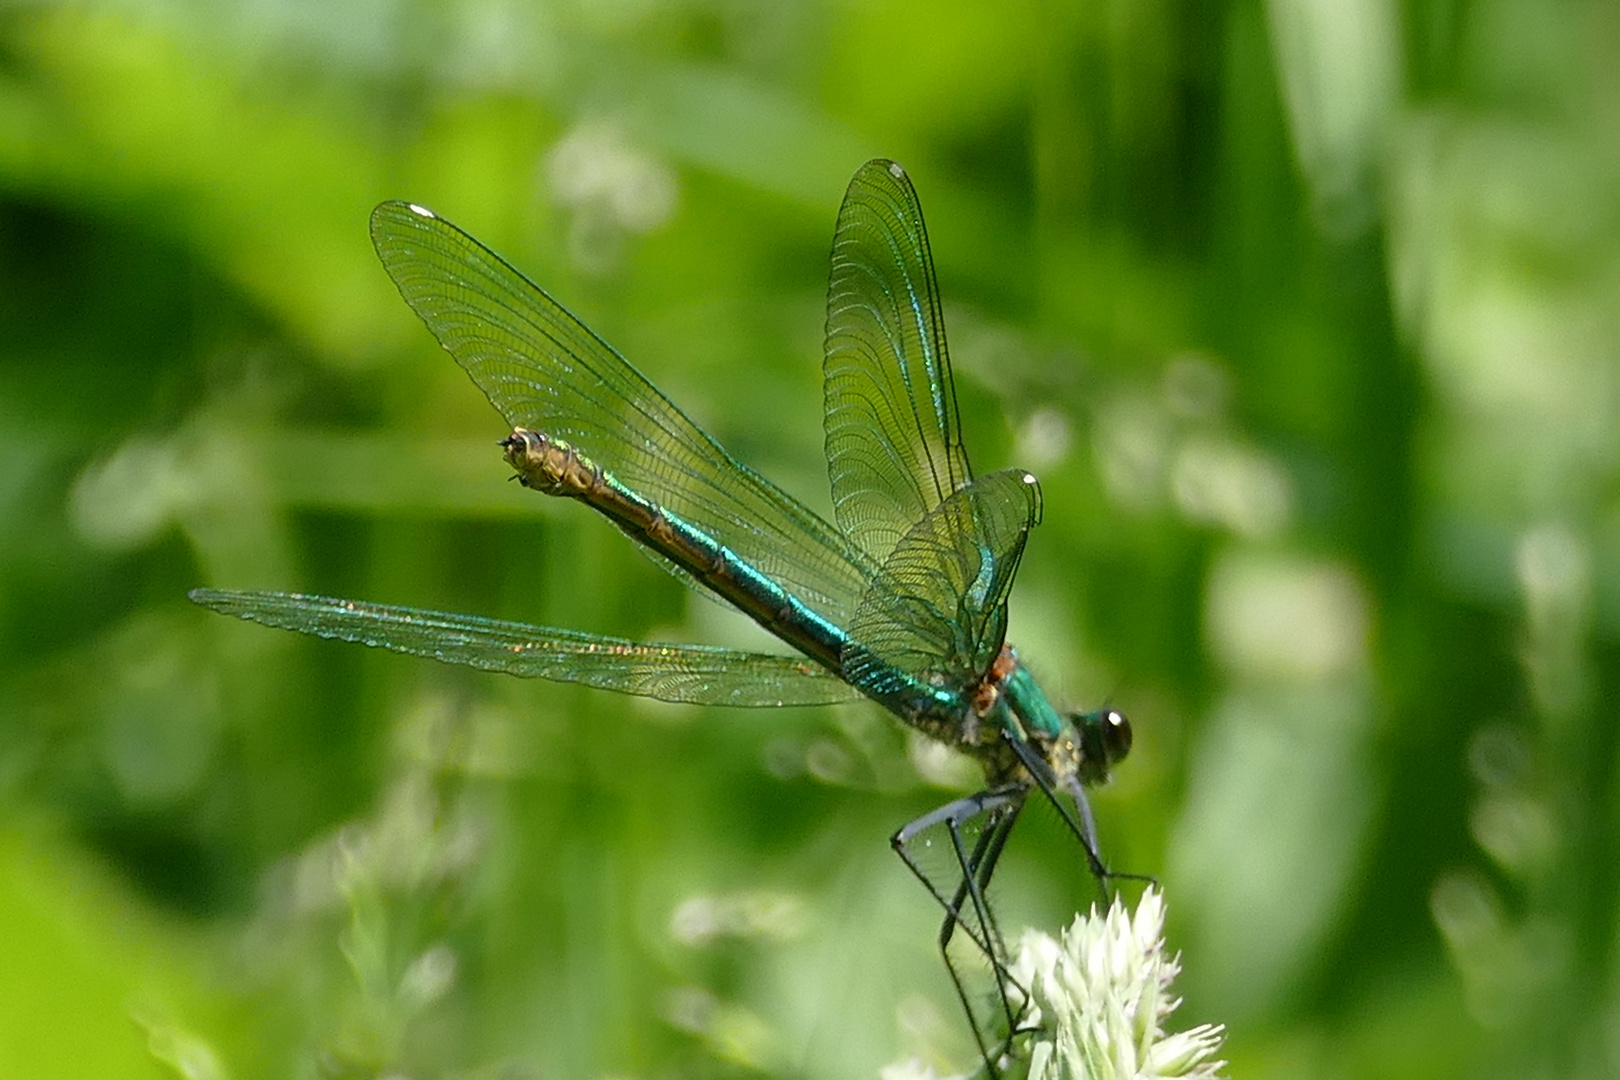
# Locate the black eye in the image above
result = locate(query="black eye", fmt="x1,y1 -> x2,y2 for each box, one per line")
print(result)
1070,707 -> 1134,784
1100,709 -> 1132,765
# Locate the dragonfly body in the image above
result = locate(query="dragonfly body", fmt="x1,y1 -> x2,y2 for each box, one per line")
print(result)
193,160 -> 1132,1076
502,425 -> 850,675
502,423 -> 1094,791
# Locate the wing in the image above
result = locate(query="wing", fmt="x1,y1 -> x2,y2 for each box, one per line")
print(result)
191,589 -> 862,707
370,201 -> 873,627
842,469 -> 1040,697
823,160 -> 974,566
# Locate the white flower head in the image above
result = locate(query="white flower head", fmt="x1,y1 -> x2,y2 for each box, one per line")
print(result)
1006,888 -> 1225,1080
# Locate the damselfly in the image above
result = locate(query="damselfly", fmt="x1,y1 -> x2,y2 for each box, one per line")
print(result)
193,160 -> 1132,1075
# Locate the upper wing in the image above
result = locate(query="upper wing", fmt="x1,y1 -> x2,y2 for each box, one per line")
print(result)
841,469 -> 1040,698
823,160 -> 973,566
371,201 -> 872,627
191,589 -> 862,707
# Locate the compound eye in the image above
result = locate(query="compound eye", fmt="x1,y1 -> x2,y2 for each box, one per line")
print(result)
1101,709 -> 1132,765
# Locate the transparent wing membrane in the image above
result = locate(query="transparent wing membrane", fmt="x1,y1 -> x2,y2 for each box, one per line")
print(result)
191,590 -> 862,707
824,160 -> 973,566
370,201 -> 874,627
845,469 -> 1041,697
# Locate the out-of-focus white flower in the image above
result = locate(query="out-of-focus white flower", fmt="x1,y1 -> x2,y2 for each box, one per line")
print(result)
546,122 -> 677,233
879,1056 -> 950,1080
544,122 -> 677,272
1007,889 -> 1225,1080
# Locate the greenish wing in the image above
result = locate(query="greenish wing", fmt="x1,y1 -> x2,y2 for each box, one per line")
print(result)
842,469 -> 1041,698
191,589 -> 862,707
823,159 -> 974,567
370,201 -> 873,628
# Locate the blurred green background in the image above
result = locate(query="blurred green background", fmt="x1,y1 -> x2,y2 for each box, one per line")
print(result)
2,0 -> 1617,1077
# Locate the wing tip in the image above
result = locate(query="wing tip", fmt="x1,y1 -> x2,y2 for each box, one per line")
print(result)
858,158 -> 907,183
373,200 -> 438,220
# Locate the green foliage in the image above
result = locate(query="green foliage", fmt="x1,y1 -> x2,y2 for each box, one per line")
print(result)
1,1 -> 1617,1078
